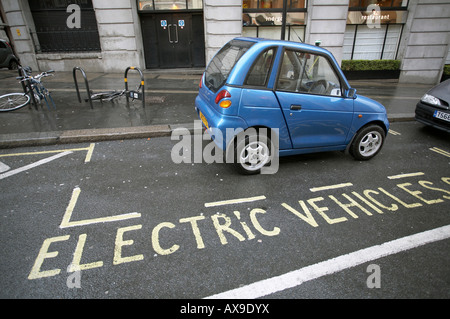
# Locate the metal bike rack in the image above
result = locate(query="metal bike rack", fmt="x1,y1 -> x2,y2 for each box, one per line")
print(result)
73,66 -> 93,109
18,67 -> 38,110
73,66 -> 145,109
124,66 -> 145,109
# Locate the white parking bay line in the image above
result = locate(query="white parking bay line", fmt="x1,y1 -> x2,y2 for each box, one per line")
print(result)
0,151 -> 73,180
205,225 -> 450,299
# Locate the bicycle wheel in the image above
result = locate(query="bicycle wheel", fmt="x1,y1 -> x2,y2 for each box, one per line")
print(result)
0,93 -> 31,112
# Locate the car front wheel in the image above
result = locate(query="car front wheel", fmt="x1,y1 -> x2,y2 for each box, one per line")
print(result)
350,125 -> 385,161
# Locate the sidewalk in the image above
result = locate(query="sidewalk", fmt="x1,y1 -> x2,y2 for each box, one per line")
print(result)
0,68 -> 431,148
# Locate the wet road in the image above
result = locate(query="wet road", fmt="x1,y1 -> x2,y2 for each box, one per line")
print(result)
1,121 -> 449,303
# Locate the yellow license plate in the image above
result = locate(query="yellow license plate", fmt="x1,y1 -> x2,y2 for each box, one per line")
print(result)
199,111 -> 209,129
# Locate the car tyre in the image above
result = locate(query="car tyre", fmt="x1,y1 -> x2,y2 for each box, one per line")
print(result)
350,125 -> 385,161
8,59 -> 19,70
234,129 -> 272,175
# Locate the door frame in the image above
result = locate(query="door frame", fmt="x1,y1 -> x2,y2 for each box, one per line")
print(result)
140,11 -> 205,69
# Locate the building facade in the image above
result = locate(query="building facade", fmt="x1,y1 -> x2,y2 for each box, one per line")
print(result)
0,0 -> 449,84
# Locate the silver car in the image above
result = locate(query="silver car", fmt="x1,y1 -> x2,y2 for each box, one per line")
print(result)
0,39 -> 19,70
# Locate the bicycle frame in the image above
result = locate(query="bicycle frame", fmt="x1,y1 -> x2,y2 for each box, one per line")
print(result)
19,67 -> 55,110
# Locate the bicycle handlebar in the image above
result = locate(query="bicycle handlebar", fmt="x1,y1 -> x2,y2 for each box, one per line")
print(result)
16,70 -> 55,82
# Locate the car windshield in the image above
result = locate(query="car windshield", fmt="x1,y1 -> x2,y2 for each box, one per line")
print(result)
205,39 -> 254,92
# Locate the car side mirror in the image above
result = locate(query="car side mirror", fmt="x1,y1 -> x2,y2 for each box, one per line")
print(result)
346,88 -> 357,99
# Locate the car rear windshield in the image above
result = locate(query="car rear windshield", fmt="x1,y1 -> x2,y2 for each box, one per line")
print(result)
205,39 -> 255,92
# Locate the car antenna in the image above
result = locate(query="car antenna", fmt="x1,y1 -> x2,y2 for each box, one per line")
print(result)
290,27 -> 304,43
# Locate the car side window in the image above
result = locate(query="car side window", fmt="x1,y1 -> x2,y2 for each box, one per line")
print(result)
245,48 -> 275,87
276,49 -> 342,97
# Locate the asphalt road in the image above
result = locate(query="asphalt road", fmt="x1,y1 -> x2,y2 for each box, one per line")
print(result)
0,121 -> 449,304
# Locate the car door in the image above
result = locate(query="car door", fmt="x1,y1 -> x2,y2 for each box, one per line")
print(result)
275,48 -> 354,149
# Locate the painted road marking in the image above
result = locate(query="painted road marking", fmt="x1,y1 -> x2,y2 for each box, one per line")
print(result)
84,143 -> 95,163
0,143 -> 95,163
388,129 -> 401,136
204,195 -> 267,208
309,183 -> 353,193
0,161 -> 10,173
388,172 -> 425,180
0,151 -> 73,180
430,147 -> 450,158
59,187 -> 141,228
205,224 -> 450,299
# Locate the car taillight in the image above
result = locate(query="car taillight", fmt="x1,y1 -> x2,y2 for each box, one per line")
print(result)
215,89 -> 232,108
199,74 -> 203,89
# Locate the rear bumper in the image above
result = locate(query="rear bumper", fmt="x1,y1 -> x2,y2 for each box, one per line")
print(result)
195,95 -> 248,150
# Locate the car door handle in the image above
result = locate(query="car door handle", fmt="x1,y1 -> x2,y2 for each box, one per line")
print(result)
290,104 -> 302,110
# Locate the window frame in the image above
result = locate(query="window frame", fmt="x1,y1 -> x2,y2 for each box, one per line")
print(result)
274,47 -> 347,98
244,46 -> 277,88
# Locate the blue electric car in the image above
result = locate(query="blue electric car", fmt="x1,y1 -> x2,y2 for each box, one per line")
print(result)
195,38 -> 389,174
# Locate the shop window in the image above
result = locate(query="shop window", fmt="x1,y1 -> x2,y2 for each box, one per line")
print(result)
29,0 -> 100,53
243,0 -> 306,9
242,0 -> 307,41
343,24 -> 402,60
349,0 -> 408,9
345,0 -> 406,60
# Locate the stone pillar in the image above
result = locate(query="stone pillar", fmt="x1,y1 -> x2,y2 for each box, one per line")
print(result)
204,0 -> 242,64
93,0 -> 144,72
0,0 -> 38,70
399,0 -> 450,84
305,0 -> 349,65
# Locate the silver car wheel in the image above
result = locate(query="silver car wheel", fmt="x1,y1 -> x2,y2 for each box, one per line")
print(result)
238,140 -> 270,172
358,131 -> 382,157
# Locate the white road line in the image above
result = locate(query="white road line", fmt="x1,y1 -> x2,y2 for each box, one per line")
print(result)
205,225 -> 450,299
0,151 -> 72,180
0,161 -> 10,173
204,195 -> 266,208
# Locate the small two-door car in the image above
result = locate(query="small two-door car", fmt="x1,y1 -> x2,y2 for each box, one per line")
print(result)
195,38 -> 389,174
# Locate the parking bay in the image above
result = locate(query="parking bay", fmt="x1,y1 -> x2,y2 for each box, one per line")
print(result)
0,121 -> 449,298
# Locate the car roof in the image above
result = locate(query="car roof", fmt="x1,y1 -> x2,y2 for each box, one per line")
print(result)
225,37 -> 347,88
233,37 -> 333,56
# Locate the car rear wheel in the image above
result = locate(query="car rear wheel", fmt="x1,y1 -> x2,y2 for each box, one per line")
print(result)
234,129 -> 272,175
350,125 -> 385,161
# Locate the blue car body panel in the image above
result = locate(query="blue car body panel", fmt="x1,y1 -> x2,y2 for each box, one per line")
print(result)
195,37 -> 389,155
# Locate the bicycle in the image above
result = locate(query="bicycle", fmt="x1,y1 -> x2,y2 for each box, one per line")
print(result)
0,66 -> 55,112
88,89 -> 127,103
87,82 -> 142,104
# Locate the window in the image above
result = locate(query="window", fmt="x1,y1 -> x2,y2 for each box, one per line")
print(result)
277,50 -> 341,96
345,0 -> 407,60
243,0 -> 306,9
245,48 -> 275,86
349,0 -> 408,9
29,0 -> 100,53
343,24 -> 402,60
242,0 -> 307,42
205,40 -> 254,92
